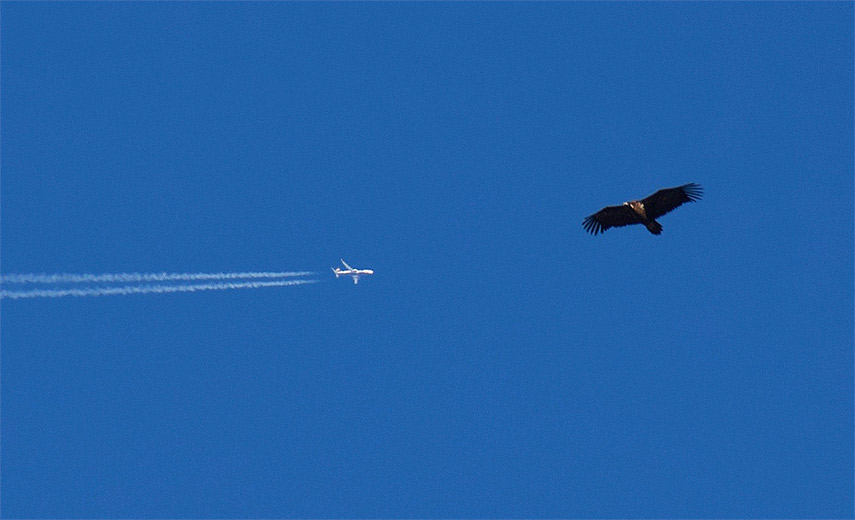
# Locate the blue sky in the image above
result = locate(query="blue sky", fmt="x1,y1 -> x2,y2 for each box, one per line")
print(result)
1,2 -> 852,518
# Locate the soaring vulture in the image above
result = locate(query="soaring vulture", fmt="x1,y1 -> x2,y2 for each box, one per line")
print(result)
583,183 -> 703,235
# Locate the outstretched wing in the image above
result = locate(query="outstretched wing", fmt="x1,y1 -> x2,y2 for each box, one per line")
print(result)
641,183 -> 703,220
340,259 -> 354,270
582,205 -> 640,235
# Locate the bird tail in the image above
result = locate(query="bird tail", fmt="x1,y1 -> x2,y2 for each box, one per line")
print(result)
645,221 -> 663,235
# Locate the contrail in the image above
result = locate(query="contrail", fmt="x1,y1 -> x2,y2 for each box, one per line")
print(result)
0,278 -> 317,300
0,271 -> 314,284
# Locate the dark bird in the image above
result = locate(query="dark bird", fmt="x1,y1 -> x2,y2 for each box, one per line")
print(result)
583,183 -> 703,235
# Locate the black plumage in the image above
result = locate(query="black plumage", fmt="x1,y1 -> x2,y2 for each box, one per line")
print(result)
583,183 -> 703,235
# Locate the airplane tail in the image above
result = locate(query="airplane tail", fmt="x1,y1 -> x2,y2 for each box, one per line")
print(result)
331,268 -> 339,278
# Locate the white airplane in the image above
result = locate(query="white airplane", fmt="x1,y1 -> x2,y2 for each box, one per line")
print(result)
332,259 -> 374,284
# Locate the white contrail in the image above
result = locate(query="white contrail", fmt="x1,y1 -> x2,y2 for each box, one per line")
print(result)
0,271 -> 314,284
0,278 -> 317,300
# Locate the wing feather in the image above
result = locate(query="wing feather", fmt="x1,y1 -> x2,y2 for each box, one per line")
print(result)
582,205 -> 639,235
641,183 -> 703,220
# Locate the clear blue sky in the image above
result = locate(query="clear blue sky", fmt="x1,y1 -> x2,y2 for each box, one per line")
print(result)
1,2 -> 852,518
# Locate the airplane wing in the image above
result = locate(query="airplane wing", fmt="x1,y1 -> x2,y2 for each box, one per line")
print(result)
341,259 -> 354,270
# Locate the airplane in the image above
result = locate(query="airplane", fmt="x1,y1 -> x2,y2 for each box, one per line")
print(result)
332,259 -> 374,284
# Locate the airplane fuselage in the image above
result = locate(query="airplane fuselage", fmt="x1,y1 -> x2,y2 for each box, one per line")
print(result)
332,260 -> 374,284
332,268 -> 374,278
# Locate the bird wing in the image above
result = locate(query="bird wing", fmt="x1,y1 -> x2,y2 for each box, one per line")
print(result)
640,183 -> 703,220
582,204 -> 640,235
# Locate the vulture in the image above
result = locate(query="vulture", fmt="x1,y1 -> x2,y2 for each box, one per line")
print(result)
583,183 -> 703,235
